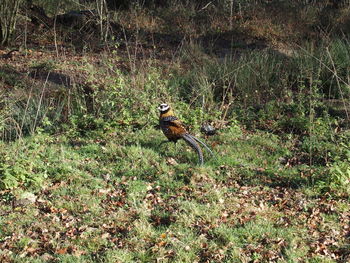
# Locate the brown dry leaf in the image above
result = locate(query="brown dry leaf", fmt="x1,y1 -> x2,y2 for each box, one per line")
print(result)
157,241 -> 166,247
98,189 -> 110,195
26,246 -> 38,254
255,167 -> 265,172
56,247 -> 68,255
101,233 -> 111,239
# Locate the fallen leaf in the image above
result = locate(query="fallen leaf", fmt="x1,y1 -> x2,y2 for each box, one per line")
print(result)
56,247 -> 67,255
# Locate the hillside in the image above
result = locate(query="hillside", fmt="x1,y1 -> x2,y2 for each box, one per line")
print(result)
0,1 -> 350,262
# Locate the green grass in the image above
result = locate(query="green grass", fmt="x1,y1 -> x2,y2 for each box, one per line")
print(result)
0,123 -> 348,262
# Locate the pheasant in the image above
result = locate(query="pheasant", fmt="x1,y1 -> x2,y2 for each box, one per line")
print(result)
158,103 -> 214,165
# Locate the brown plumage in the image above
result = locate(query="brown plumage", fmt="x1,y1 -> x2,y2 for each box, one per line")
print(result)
158,103 -> 214,165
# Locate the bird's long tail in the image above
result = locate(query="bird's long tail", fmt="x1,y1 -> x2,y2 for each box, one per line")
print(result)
189,135 -> 215,157
182,133 -> 204,166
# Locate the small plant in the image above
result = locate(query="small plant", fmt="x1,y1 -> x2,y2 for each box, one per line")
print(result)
325,145 -> 350,196
0,135 -> 51,189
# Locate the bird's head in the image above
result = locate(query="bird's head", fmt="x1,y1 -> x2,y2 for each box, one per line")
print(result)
158,103 -> 170,112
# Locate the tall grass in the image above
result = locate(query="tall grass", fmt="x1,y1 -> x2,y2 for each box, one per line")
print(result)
170,38 -> 350,117
1,38 -> 349,141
